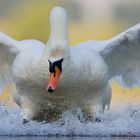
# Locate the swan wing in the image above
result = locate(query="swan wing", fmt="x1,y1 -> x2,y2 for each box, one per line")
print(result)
100,23 -> 140,88
0,32 -> 19,93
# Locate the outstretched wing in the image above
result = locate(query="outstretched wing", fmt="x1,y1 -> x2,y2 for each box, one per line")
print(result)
100,23 -> 140,88
0,32 -> 19,93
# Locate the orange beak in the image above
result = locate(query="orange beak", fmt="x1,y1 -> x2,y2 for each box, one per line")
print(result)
47,66 -> 61,93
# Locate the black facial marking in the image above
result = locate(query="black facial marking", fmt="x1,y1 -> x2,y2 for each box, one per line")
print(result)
48,58 -> 63,73
48,60 -> 55,73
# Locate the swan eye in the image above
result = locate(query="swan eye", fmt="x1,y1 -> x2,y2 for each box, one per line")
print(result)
48,58 -> 63,73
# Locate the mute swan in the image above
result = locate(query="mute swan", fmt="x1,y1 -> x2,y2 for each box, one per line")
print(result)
0,7 -> 140,123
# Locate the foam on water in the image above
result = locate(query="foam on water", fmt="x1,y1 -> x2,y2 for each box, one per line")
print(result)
0,103 -> 140,137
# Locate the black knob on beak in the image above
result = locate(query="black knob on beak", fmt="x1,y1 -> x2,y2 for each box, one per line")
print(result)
48,87 -> 53,93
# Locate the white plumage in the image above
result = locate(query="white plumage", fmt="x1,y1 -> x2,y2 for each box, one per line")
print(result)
0,7 -> 140,122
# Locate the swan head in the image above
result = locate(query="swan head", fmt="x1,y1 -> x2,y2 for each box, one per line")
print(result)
46,7 -> 70,93
47,44 -> 70,93
47,58 -> 63,92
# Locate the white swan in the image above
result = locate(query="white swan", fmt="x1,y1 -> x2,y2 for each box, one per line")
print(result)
0,7 -> 140,123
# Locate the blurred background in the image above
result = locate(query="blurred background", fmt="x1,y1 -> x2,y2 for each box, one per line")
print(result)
0,0 -> 140,108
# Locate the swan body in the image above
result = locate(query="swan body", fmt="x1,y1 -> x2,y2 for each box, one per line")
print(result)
0,7 -> 140,122
12,39 -> 111,122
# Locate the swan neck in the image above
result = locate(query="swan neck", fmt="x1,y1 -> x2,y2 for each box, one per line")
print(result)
48,7 -> 68,42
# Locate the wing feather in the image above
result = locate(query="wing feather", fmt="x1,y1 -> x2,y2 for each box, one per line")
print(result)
100,23 -> 140,88
0,32 -> 18,93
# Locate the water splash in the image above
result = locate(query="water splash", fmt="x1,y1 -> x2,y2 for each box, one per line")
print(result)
0,104 -> 139,136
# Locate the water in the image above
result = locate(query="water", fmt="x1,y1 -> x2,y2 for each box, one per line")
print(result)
0,103 -> 140,137
0,137 -> 139,140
